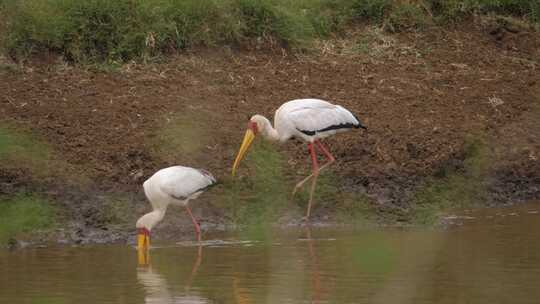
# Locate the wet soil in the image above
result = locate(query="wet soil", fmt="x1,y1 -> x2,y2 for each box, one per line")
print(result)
1,21 -> 539,244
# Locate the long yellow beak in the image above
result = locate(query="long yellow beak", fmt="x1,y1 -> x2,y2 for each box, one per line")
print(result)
232,129 -> 255,177
137,233 -> 150,266
138,247 -> 150,266
137,233 -> 150,251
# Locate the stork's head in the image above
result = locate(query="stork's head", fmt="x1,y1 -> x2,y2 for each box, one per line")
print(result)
136,215 -> 154,251
232,115 -> 265,177
137,227 -> 151,265
136,209 -> 166,252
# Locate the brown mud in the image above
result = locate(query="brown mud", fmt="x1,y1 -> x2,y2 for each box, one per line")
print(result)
1,20 -> 539,245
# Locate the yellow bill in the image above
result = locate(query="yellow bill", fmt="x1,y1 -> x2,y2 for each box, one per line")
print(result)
232,129 -> 256,177
138,247 -> 150,266
137,233 -> 150,251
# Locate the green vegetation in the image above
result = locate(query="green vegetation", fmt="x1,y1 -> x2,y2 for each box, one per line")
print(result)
219,140 -> 290,227
0,0 -> 537,63
386,2 -> 429,32
0,0 -> 340,62
350,0 -> 392,22
218,140 -> 376,226
0,193 -> 56,244
295,172 -> 376,224
102,194 -> 136,226
0,124 -> 52,172
150,111 -> 211,163
0,59 -> 20,74
430,0 -> 540,23
334,191 -> 376,224
411,136 -> 491,224
0,123 -> 89,187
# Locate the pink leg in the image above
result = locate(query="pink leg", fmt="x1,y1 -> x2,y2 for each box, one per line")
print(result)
309,142 -> 320,174
292,140 -> 335,197
305,143 -> 320,219
186,244 -> 202,290
305,226 -> 321,303
185,205 -> 201,242
315,140 -> 336,163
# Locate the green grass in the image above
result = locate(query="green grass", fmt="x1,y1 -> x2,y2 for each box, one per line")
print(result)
150,111 -> 212,163
386,2 -> 430,32
1,0 -> 537,63
102,194 -> 136,226
0,0 -> 339,62
218,139 -> 376,226
0,123 -> 89,186
411,135 -> 490,225
427,0 -> 540,24
0,59 -> 20,74
350,0 -> 392,22
294,171 -> 376,223
0,0 -> 7,51
0,124 -> 52,171
333,191 -> 376,224
218,140 -> 290,227
0,193 -> 56,244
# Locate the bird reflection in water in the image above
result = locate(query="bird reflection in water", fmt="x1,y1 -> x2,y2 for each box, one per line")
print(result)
230,226 -> 324,304
136,244 -> 206,303
304,225 -> 323,304
233,276 -> 252,304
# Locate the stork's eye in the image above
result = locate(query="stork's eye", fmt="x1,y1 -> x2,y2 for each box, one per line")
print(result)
248,121 -> 259,134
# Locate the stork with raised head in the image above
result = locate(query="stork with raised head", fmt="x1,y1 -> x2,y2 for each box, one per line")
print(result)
136,166 -> 217,250
231,98 -> 366,219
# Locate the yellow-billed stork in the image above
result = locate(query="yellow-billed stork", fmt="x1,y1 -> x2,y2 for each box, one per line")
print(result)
231,98 -> 366,219
136,166 -> 217,250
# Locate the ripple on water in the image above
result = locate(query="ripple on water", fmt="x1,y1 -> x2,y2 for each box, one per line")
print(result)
2,202 -> 540,304
176,239 -> 259,247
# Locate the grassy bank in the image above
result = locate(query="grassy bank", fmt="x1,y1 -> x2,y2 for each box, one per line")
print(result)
0,124 -> 53,174
0,194 -> 56,245
411,136 -> 491,224
216,140 -> 376,227
218,141 -> 290,226
0,0 -> 538,63
0,124 -> 88,185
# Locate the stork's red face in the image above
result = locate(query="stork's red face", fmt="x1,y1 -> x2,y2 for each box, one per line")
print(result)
232,120 -> 259,177
248,121 -> 259,134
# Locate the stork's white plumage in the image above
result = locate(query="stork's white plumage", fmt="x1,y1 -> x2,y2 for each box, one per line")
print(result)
232,98 -> 366,219
136,166 -> 216,250
274,99 -> 364,142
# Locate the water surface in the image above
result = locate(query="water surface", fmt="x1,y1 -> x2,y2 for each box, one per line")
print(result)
2,203 -> 540,304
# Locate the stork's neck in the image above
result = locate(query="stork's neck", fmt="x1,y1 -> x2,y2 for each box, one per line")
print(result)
136,208 -> 166,232
255,115 -> 280,142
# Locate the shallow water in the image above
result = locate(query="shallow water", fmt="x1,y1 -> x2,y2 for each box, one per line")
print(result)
2,203 -> 540,304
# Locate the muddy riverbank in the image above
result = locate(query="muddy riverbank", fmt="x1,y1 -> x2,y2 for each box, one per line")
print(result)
1,20 -> 539,245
